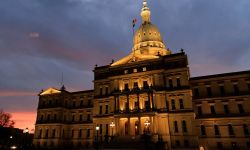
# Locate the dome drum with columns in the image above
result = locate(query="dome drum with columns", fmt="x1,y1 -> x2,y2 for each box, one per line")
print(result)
112,0 -> 171,66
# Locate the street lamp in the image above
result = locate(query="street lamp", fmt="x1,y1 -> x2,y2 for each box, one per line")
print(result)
95,126 -> 100,150
144,120 -> 150,133
24,128 -> 29,133
110,122 -> 115,136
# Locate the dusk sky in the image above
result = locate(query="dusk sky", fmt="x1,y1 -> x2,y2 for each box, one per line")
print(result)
0,0 -> 250,130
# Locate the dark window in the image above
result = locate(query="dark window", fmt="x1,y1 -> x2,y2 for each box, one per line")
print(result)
40,115 -> 44,121
88,100 -> 91,106
174,121 -> 178,133
64,115 -> 66,121
105,105 -> 108,114
238,104 -> 244,113
171,100 -> 176,110
39,129 -> 42,138
228,124 -> 234,136
206,87 -> 212,97
177,78 -> 181,87
182,120 -> 187,133
54,114 -> 57,121
197,106 -> 202,115
200,125 -> 206,136
105,87 -> 108,95
80,100 -> 83,106
72,130 -> 74,138
87,114 -> 91,121
143,81 -> 148,88
87,129 -> 90,138
169,79 -> 173,88
194,88 -> 199,98
217,142 -> 223,149
79,114 -> 82,121
73,101 -> 76,107
49,100 -> 52,105
243,124 -> 249,135
214,125 -> 220,136
52,129 -> 56,138
72,115 -> 75,122
224,105 -> 229,114
134,82 -> 138,88
45,129 -> 49,138
165,100 -> 168,109
247,142 -> 250,149
62,129 -> 64,138
124,83 -> 129,90
184,140 -> 189,147
220,86 -> 225,96
79,129 -> 82,138
175,140 -> 180,147
47,114 -> 51,121
179,99 -> 184,109
248,83 -> 250,93
106,124 -> 109,135
233,84 -> 239,95
210,105 -> 216,114
99,105 -> 103,114
100,87 -> 102,96
100,124 -> 103,135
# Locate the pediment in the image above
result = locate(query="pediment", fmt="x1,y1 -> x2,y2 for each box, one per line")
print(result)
40,87 -> 61,96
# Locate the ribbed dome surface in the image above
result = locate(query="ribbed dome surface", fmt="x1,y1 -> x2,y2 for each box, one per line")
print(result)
133,22 -> 163,45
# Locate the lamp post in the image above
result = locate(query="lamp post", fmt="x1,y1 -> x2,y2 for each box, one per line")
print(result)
95,126 -> 100,150
144,120 -> 150,134
110,122 -> 115,142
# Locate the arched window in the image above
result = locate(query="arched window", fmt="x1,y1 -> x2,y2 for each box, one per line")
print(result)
182,120 -> 187,132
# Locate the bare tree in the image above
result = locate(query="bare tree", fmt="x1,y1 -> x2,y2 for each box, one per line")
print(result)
0,109 -> 15,127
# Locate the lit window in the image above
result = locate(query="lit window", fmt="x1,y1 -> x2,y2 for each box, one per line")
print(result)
133,69 -> 137,73
143,67 -> 147,71
124,70 -> 128,74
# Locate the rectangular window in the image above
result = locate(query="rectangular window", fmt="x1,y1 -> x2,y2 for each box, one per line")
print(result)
79,114 -> 82,121
45,129 -> 49,138
134,82 -> 138,88
52,129 -> 56,138
100,87 -> 102,96
47,114 -> 51,121
174,121 -> 178,133
194,88 -> 199,98
243,124 -> 249,135
73,101 -> 76,107
72,115 -> 75,122
99,105 -> 103,115
247,142 -> 250,149
220,85 -> 225,96
87,114 -> 91,121
200,125 -> 206,136
105,105 -> 108,114
175,140 -> 180,147
79,129 -> 82,138
100,124 -> 103,135
106,124 -> 109,135
214,125 -> 220,136
184,140 -> 189,147
210,105 -> 216,114
224,105 -> 229,114
231,142 -> 237,149
206,87 -> 212,97
80,100 -> 83,106
71,130 -> 74,138
233,84 -> 239,95
169,79 -> 173,88
143,81 -> 148,88
54,114 -> 57,121
105,87 -> 108,95
248,83 -> 250,92
87,129 -> 90,138
179,99 -> 184,109
176,78 -> 181,88
124,83 -> 129,90
228,124 -> 234,136
171,100 -> 176,110
238,104 -> 244,113
197,106 -> 202,115
182,120 -> 187,133
217,142 -> 223,149
88,99 -> 91,106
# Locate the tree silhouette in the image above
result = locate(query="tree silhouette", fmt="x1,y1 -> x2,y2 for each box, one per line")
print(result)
0,109 -> 15,127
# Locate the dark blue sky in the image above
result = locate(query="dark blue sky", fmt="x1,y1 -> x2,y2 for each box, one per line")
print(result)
0,0 -> 250,122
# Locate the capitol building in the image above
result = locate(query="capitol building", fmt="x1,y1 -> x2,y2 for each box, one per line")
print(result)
33,0 -> 250,149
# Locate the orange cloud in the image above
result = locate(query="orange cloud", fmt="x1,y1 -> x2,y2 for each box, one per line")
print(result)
10,111 -> 37,133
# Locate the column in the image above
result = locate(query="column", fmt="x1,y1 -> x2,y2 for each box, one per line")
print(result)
151,92 -> 154,109
150,116 -> 153,133
148,92 -> 151,109
126,94 -> 129,111
117,96 -> 120,112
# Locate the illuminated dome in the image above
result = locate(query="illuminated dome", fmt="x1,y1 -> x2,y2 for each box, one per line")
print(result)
132,0 -> 171,56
